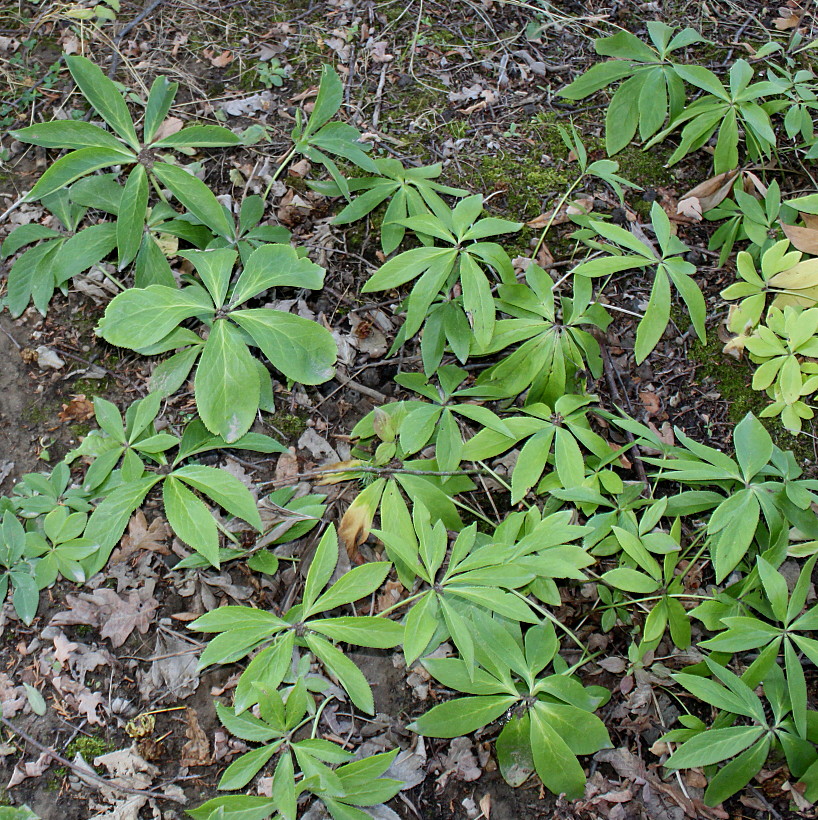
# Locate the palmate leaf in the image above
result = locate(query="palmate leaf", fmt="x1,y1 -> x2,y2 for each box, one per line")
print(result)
231,309 -> 337,385
97,284 -> 214,349
27,147 -> 136,200
66,55 -> 140,149
195,320 -> 260,442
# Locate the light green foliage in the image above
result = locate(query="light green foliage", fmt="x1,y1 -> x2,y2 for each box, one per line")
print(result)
646,60 -> 778,172
65,396 -> 281,571
706,179 -> 787,265
1,187 -> 116,316
409,612 -> 612,798
744,305 -> 818,430
290,65 -> 378,199
0,808 -> 40,820
470,265 -> 611,405
362,194 -> 522,365
663,659 -> 818,806
559,22 -> 703,155
11,56 -> 240,265
574,201 -> 705,363
641,413 -> 818,581
6,50 -> 818,815
189,526 -> 402,715
311,158 -> 468,254
96,245 -> 337,442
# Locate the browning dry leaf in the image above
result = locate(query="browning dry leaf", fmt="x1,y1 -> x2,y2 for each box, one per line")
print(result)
58,394 -> 95,423
180,707 -> 211,767
51,587 -> 160,648
781,221 -> 818,255
677,170 -> 739,220
113,510 -> 171,563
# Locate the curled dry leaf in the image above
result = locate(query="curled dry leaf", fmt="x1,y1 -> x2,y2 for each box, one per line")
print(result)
59,394 -> 95,423
774,3 -> 803,29
527,196 -> 594,229
152,116 -> 185,142
180,707 -> 211,767
676,169 -> 739,221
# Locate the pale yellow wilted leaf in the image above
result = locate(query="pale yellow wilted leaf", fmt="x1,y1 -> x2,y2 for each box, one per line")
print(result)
769,258 -> 818,289
338,478 -> 386,555
154,232 -> 179,257
315,460 -> 363,485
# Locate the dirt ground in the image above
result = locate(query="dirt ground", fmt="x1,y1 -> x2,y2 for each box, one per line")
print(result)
0,0 -> 815,818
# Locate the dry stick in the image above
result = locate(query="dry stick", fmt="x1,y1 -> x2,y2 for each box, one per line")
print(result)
0,714 -> 186,804
107,0 -> 168,78
601,345 -> 650,489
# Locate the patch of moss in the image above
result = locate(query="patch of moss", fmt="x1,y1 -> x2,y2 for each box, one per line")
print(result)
269,411 -> 307,439
614,143 -> 674,190
458,150 -> 574,221
66,735 -> 113,765
71,377 -> 111,395
688,334 -> 809,457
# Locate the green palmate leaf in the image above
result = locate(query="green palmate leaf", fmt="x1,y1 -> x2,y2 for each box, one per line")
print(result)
83,476 -> 160,574
66,55 -> 140,149
97,284 -> 213,349
152,163 -> 234,239
303,525 -> 339,612
152,124 -> 240,148
307,562 -> 392,615
53,222 -> 117,286
162,476 -> 219,566
180,248 -> 236,308
28,148 -> 135,200
218,743 -> 280,791
409,695 -> 517,738
11,120 -> 129,152
196,320 -> 260,442
230,243 -> 325,307
665,726 -> 765,768
529,704 -> 587,799
116,164 -> 148,268
634,267 -> 670,363
497,713 -> 536,787
231,309 -> 336,385
308,616 -> 404,648
187,796 -> 274,820
305,65 -> 343,135
306,632 -> 375,714
703,737 -> 771,807
143,76 -> 178,143
172,464 -> 262,530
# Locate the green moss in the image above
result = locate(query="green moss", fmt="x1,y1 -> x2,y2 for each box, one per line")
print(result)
69,423 -> 92,438
688,334 -> 809,456
459,150 -> 573,221
66,735 -> 113,764
71,377 -> 111,395
614,143 -> 674,189
269,412 -> 307,439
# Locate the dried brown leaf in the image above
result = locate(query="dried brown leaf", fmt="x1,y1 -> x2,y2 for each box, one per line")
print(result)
180,708 -> 211,766
781,222 -> 818,255
677,170 -> 739,220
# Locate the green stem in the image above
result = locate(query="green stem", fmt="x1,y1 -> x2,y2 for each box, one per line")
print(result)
530,173 -> 584,262
262,146 -> 298,202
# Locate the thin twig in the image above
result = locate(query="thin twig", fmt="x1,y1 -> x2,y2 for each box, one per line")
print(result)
0,714 -> 186,803
107,0 -> 168,78
601,345 -> 650,489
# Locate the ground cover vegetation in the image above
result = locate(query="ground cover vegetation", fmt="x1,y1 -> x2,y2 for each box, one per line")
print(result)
1,1 -> 818,818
